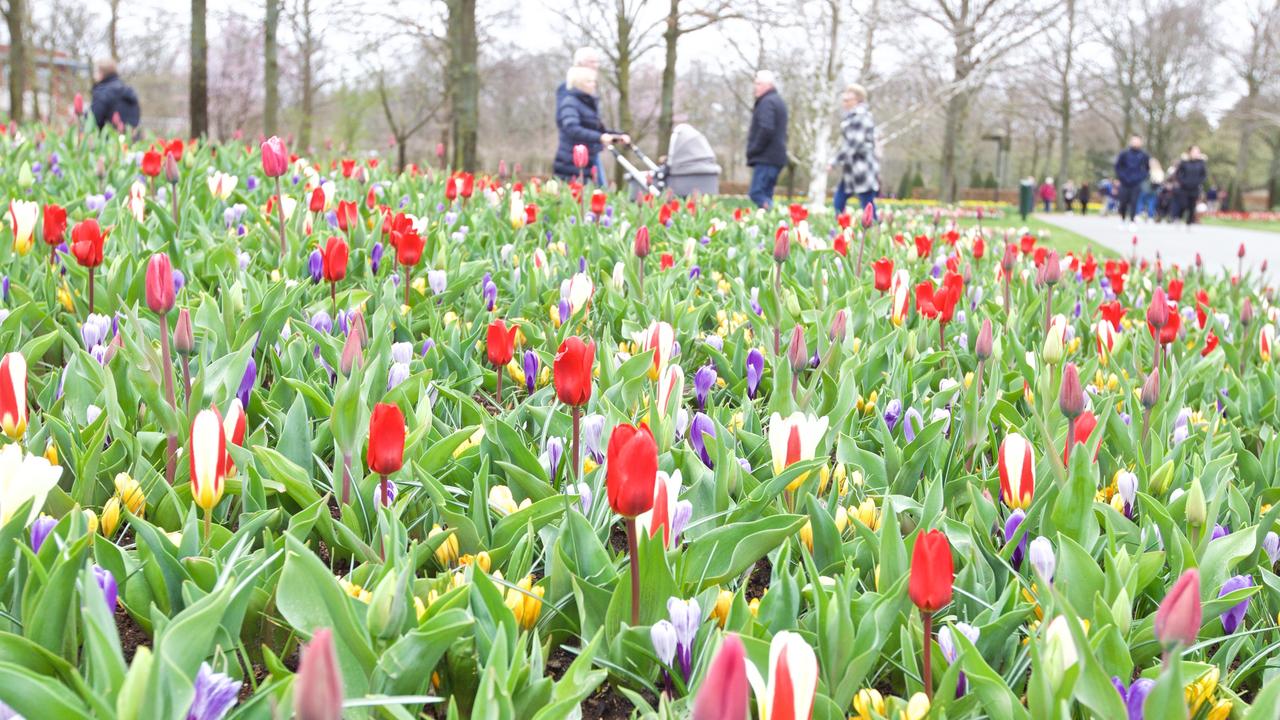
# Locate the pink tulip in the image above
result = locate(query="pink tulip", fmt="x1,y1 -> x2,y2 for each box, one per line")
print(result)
261,136 -> 288,178
1154,569 -> 1201,648
692,634 -> 749,720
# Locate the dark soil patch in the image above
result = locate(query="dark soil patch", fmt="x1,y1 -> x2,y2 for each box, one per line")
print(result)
609,523 -> 628,554
314,539 -> 332,567
238,664 -> 268,703
745,557 -> 772,600
546,645 -> 576,682
472,392 -> 503,416
580,683 -> 658,719
115,607 -> 150,663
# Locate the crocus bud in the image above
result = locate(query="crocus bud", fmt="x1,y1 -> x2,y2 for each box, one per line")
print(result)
975,318 -> 993,360
174,309 -> 194,355
1141,369 -> 1159,409
164,153 -> 180,184
295,629 -> 343,720
787,326 -> 808,373
1058,363 -> 1084,419
773,226 -> 790,264
1029,536 -> 1055,582
1241,297 -> 1254,327
146,253 -> 176,314
634,226 -> 650,258
1185,478 -> 1206,529
1154,569 -> 1201,648
691,634 -> 749,720
1146,288 -> 1168,329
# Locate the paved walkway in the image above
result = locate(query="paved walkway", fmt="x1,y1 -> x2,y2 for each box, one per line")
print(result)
1039,213 -> 1278,272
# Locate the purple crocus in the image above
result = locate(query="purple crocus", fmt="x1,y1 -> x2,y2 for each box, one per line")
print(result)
82,313 -> 113,350
1211,524 -> 1229,541
1112,677 -> 1155,720
483,279 -> 497,310
308,249 -> 323,283
1219,575 -> 1253,634
883,399 -> 903,432
421,338 -> 435,356
185,662 -> 241,720
523,351 -> 539,394
1264,532 -> 1280,568
309,310 -> 333,334
387,362 -> 410,391
902,407 -> 924,443
237,357 -> 257,408
30,514 -> 56,552
246,175 -> 258,191
689,266 -> 701,280
1004,509 -> 1028,570
541,437 -> 565,481
694,364 -> 717,410
667,597 -> 701,681
938,622 -> 979,697
428,270 -> 447,295
704,335 -> 723,352
370,242 -> 384,274
689,412 -> 716,469
558,299 -> 571,325
173,270 -> 186,294
93,565 -> 118,612
745,349 -> 764,399
581,414 -> 606,463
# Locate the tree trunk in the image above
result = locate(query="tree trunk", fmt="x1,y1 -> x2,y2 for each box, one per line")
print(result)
264,0 -> 280,136
1231,83 -> 1258,212
657,0 -> 679,158
1055,0 -> 1075,211
6,0 -> 25,123
109,0 -> 120,59
805,0 -> 841,209
298,0 -> 315,151
446,0 -> 478,171
614,9 -> 633,187
859,0 -> 879,80
940,91 -> 968,204
1266,131 -> 1280,210
190,0 -> 209,137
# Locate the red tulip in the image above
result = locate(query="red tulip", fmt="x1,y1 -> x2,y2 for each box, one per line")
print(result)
634,226 -> 651,258
606,423 -> 658,517
1166,277 -> 1184,302
1201,330 -> 1219,357
660,252 -> 674,270
1146,288 -> 1169,329
189,407 -> 228,513
335,200 -> 358,232
387,213 -> 425,267
165,139 -> 184,161
367,403 -> 406,476
1098,301 -> 1125,330
691,634 -> 750,720
141,150 -> 162,177
833,233 -> 848,257
553,337 -> 595,407
222,398 -> 247,473
872,258 -> 893,292
146,253 -> 176,314
309,187 -> 326,213
590,190 -> 606,215
42,204 -> 66,247
1063,410 -> 1099,465
915,281 -> 937,319
73,93 -> 84,115
1154,569 -> 1201,648
261,136 -> 289,177
71,218 -> 106,268
295,629 -> 343,720
909,529 -> 954,613
524,203 -> 538,225
486,319 -> 518,367
972,236 -> 985,259
914,234 -> 932,258
321,236 -> 349,283
341,159 -> 356,178
573,144 -> 589,169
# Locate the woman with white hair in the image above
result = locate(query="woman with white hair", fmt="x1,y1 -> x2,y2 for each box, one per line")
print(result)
830,83 -> 878,216
553,66 -> 627,184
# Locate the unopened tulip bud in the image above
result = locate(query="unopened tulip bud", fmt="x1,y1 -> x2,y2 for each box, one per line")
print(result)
634,226 -> 651,258
1058,363 -> 1084,419
787,326 -> 808,373
1242,297 -> 1254,327
174,309 -> 194,355
975,319 -> 993,360
1154,569 -> 1201,648
1141,369 -> 1159,409
1238,243 -> 1246,259
1043,251 -> 1061,285
340,330 -> 363,375
1186,478 -> 1206,529
366,571 -> 409,641
1001,243 -> 1016,272
773,227 -> 791,264
1146,288 -> 1168,329
164,153 -> 180,184
295,628 -> 343,720
829,310 -> 848,343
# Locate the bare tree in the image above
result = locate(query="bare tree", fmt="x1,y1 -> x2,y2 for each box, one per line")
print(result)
191,0 -> 208,136
656,0 -> 737,156
1228,0 -> 1279,209
446,0 -> 478,170
264,0 -> 280,136
287,0 -> 324,150
377,65 -> 443,172
209,10 -> 263,139
108,0 -> 120,59
3,0 -> 26,122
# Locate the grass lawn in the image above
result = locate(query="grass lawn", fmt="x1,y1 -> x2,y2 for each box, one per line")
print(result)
956,214 -> 1119,257
1201,217 -> 1280,233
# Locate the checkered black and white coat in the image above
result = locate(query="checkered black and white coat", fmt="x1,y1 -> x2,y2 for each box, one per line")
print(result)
834,104 -> 879,195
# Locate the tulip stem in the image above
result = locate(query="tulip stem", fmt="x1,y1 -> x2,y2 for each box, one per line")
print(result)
571,406 -> 581,486
203,506 -> 212,543
181,355 -> 192,411
773,264 -> 782,355
158,316 -> 179,485
330,280 -> 337,318
274,176 -> 287,259
403,265 -> 410,308
341,452 -> 352,507
1065,416 -> 1076,467
495,367 -> 503,409
975,359 -> 986,407
380,473 -> 389,508
921,609 -> 934,700
88,267 -> 95,314
1043,285 -> 1054,332
170,185 -> 180,227
855,231 -> 865,276
627,517 -> 640,626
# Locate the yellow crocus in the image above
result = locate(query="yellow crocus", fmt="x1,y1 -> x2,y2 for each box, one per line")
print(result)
429,524 -> 459,566
100,497 -> 121,537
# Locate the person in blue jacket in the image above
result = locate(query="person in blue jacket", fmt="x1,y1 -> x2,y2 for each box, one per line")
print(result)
90,58 -> 140,131
1113,135 -> 1150,227
554,48 -> 613,185
552,67 -> 627,184
746,70 -> 788,209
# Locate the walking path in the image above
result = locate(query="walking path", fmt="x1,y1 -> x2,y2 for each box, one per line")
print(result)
1039,213 -> 1278,273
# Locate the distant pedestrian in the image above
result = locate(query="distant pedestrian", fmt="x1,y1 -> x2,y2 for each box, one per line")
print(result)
555,48 -> 609,185
1098,178 -> 1115,215
1205,184 -> 1219,212
1077,180 -> 1091,215
1037,178 -> 1056,213
1175,146 -> 1208,226
830,83 -> 878,217
1114,135 -> 1150,228
1141,158 -> 1164,219
1061,180 -> 1077,212
746,70 -> 788,209
552,66 -> 628,184
90,58 -> 140,131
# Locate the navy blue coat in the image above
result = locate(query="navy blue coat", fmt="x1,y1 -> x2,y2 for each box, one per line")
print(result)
553,87 -> 607,178
746,89 -> 788,168
1175,158 -> 1207,191
1114,147 -> 1149,187
90,74 -> 140,130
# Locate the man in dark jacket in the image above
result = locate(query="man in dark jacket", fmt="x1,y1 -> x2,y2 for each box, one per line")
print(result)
1113,135 -> 1149,227
1174,146 -> 1208,226
746,70 -> 788,209
90,58 -> 140,131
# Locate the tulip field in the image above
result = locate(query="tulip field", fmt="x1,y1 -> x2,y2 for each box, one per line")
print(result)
3,126 -> 1280,720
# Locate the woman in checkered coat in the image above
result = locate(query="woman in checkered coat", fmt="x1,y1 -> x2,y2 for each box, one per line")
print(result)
832,84 -> 880,217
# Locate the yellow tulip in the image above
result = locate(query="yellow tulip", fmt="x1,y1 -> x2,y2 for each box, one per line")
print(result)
43,441 -> 57,466
851,498 -> 880,532
429,524 -> 459,566
901,692 -> 930,720
83,508 -> 99,535
114,472 -> 146,517
100,497 -> 121,537
854,688 -> 885,720
504,575 -> 544,630
711,589 -> 733,627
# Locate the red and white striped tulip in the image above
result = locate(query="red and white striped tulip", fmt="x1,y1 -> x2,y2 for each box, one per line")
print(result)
0,352 -> 27,440
1094,319 -> 1118,365
768,412 -> 829,490
638,320 -> 676,381
745,630 -> 818,720
189,408 -> 228,513
1261,324 -> 1274,362
890,269 -> 911,326
998,432 -> 1035,510
222,399 -> 247,474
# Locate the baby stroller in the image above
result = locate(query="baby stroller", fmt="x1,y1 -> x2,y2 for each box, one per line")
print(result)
608,123 -> 722,199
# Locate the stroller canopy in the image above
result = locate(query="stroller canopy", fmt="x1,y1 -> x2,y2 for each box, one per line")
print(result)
667,124 -> 721,176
